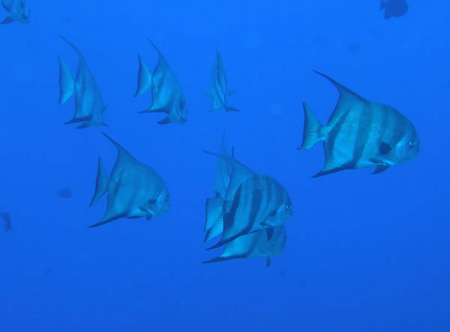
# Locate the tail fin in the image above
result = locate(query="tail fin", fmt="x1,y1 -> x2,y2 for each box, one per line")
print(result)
135,54 -> 152,97
299,102 -> 324,149
90,157 -> 109,206
58,56 -> 75,104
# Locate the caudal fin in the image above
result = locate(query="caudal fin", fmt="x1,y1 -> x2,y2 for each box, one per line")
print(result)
299,102 -> 324,149
58,57 -> 75,104
135,55 -> 152,97
90,157 -> 109,206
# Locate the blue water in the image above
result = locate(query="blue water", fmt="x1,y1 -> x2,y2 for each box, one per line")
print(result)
1,1 -> 449,331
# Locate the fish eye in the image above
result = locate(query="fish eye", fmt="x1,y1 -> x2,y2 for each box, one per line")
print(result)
408,140 -> 416,147
285,204 -> 292,211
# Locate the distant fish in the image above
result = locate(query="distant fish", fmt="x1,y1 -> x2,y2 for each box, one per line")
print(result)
1,0 -> 29,24
135,40 -> 188,124
380,0 -> 408,20
204,151 -> 292,250
203,225 -> 286,267
1,212 -> 12,231
347,42 -> 361,54
57,187 -> 73,199
89,133 -> 169,227
206,49 -> 239,112
58,36 -> 107,129
299,71 -> 420,177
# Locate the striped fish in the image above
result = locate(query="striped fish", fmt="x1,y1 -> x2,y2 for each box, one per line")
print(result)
206,48 -> 239,113
203,225 -> 286,267
135,40 -> 188,124
58,36 -> 107,129
204,151 -> 292,249
299,71 -> 420,177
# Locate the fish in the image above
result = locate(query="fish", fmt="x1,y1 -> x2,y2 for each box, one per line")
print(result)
135,40 -> 188,124
1,212 -> 12,231
380,0 -> 408,20
203,225 -> 286,267
57,187 -> 73,199
58,36 -> 107,129
1,0 -> 29,24
89,133 -> 170,227
206,48 -> 239,112
299,71 -> 420,177
204,151 -> 292,249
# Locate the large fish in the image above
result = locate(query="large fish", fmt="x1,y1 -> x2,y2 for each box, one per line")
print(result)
204,151 -> 292,249
380,0 -> 408,20
1,0 -> 29,24
299,71 -> 420,177
89,133 -> 170,227
203,225 -> 286,267
58,36 -> 107,129
206,49 -> 239,113
135,40 -> 188,124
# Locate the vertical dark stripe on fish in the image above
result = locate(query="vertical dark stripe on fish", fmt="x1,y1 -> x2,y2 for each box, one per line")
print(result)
352,102 -> 373,166
226,185 -> 242,229
249,179 -> 263,226
326,112 -> 350,163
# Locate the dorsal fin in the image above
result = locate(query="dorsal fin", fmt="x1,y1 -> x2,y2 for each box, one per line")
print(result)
203,150 -> 255,201
60,35 -> 85,60
148,39 -> 169,66
313,70 -> 367,126
103,133 -> 138,166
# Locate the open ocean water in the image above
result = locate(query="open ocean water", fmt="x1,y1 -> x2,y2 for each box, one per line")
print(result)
0,1 -> 449,331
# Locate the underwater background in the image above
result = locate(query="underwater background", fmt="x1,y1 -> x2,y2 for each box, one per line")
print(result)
1,0 -> 449,331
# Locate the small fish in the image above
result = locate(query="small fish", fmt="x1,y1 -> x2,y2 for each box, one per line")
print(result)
90,133 -> 169,227
380,0 -> 408,20
57,187 -> 73,199
203,225 -> 286,267
135,40 -> 188,124
1,0 -> 29,24
299,71 -> 420,177
58,36 -> 107,129
204,151 -> 292,249
206,49 -> 239,113
1,212 -> 12,231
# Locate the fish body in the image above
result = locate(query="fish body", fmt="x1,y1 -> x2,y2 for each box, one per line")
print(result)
90,134 -> 169,227
58,37 -> 107,129
135,40 -> 188,124
300,71 -> 420,177
206,49 -> 239,112
380,0 -> 408,19
1,0 -> 29,24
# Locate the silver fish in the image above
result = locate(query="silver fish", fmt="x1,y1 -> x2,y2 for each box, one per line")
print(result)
299,71 -> 420,177
206,48 -> 239,113
204,151 -> 292,249
89,134 -> 169,227
380,0 -> 408,20
58,36 -> 107,129
1,0 -> 29,24
135,40 -> 188,124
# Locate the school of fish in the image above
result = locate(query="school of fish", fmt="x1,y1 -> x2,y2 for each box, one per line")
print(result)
2,1 -> 418,267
